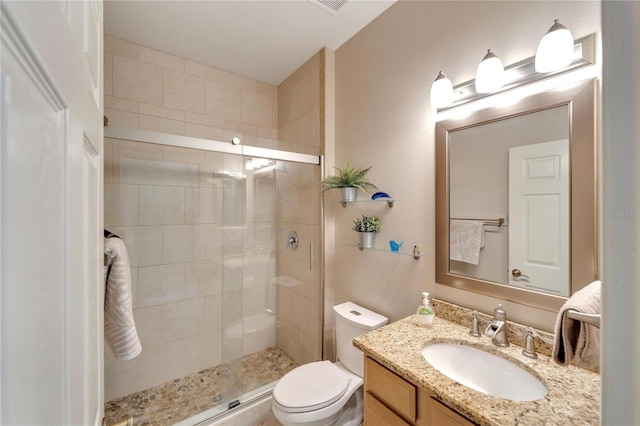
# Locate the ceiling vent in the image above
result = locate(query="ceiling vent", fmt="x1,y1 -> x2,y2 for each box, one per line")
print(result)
308,0 -> 349,15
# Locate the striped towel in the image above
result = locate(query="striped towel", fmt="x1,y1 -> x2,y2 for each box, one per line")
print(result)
450,220 -> 484,265
104,237 -> 141,360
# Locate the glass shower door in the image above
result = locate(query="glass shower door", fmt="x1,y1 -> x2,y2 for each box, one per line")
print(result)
103,130 -> 321,425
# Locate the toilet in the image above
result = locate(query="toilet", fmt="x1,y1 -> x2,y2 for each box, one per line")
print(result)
272,302 -> 388,426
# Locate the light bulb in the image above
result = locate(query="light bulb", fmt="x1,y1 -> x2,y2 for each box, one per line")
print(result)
430,71 -> 454,109
535,19 -> 574,73
475,49 -> 505,94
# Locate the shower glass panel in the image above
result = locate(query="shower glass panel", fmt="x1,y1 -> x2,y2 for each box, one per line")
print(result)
103,130 -> 321,426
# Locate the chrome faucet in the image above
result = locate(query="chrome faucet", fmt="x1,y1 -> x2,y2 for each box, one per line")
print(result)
485,304 -> 509,347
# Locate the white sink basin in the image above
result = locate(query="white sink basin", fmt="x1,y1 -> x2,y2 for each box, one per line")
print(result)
421,343 -> 547,401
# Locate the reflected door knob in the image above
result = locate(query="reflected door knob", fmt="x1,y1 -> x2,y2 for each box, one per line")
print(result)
511,269 -> 530,279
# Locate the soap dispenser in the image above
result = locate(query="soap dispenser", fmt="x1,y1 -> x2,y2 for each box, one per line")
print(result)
417,292 -> 435,327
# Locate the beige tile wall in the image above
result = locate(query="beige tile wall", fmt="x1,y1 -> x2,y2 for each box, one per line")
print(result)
104,35 -> 279,147
278,52 -> 321,154
274,53 -> 324,365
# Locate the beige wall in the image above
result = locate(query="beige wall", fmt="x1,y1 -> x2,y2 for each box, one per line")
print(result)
332,1 -> 600,331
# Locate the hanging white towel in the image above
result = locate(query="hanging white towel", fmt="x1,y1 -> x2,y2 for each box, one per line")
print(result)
104,237 -> 142,360
553,280 -> 600,368
449,220 -> 484,265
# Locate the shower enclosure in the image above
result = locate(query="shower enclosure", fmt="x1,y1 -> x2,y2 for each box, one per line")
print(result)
103,128 -> 322,425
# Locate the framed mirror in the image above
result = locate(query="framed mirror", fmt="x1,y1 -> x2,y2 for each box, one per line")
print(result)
435,78 -> 598,312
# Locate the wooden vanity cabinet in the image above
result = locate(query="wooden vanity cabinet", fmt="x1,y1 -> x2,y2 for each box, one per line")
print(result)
364,356 -> 476,426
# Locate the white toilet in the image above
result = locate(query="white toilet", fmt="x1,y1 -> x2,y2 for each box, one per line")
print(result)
272,302 -> 388,426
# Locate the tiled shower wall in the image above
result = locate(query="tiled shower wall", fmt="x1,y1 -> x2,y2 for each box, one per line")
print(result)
104,35 -> 278,148
103,36 -> 325,398
275,52 -> 323,365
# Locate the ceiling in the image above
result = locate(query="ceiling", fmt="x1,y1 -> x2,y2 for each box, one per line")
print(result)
104,0 -> 397,86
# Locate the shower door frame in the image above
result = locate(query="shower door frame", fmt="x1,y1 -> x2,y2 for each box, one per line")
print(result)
105,127 -> 320,166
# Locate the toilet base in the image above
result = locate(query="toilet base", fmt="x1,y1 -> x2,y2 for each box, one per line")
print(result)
330,387 -> 363,426
272,386 -> 363,426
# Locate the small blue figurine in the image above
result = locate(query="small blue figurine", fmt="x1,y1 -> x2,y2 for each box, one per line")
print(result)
390,240 -> 403,252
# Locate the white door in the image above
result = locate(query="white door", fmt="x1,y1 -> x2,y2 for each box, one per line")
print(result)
1,1 -> 104,425
508,139 -> 569,296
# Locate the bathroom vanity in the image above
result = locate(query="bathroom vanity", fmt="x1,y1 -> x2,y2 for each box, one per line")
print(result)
355,312 -> 600,425
364,356 -> 473,425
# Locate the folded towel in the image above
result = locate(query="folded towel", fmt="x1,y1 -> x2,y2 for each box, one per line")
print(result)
450,220 -> 484,265
553,280 -> 601,368
104,237 -> 142,360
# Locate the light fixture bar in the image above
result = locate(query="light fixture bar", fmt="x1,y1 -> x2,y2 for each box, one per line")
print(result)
437,34 -> 595,111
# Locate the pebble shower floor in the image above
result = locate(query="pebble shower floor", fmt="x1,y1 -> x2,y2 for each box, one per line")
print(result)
104,347 -> 296,425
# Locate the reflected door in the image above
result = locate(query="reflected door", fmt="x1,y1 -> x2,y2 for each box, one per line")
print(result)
508,139 -> 569,296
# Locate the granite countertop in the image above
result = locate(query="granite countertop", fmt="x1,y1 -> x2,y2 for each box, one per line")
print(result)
354,314 -> 600,426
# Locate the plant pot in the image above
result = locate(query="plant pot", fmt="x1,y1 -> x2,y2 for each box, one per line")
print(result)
341,187 -> 357,203
358,232 -> 376,248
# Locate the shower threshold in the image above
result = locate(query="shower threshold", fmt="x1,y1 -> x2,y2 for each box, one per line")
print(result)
104,347 -> 297,426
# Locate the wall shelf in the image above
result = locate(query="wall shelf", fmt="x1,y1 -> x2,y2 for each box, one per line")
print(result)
345,244 -> 423,260
340,199 -> 395,208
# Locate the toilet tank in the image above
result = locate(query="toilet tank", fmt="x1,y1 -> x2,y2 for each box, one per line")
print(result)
333,302 -> 388,377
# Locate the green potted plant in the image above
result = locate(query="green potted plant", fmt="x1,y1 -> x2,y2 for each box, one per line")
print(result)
320,162 -> 378,203
352,215 -> 381,248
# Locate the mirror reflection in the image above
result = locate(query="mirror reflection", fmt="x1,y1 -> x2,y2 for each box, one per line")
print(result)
435,79 -> 598,311
449,105 -> 570,297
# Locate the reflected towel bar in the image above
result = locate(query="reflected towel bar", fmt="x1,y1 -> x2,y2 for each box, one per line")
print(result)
450,217 -> 505,227
566,309 -> 601,328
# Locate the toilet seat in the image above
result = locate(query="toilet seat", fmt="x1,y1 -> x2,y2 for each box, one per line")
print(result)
273,361 -> 350,413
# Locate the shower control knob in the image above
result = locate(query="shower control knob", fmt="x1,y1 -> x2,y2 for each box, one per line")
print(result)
288,231 -> 299,250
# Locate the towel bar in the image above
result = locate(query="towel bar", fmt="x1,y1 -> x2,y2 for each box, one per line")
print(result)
104,247 -> 115,267
566,309 -> 601,328
450,217 -> 505,227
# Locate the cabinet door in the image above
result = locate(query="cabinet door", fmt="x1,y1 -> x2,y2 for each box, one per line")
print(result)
430,398 -> 476,426
365,357 -> 417,422
364,392 -> 412,426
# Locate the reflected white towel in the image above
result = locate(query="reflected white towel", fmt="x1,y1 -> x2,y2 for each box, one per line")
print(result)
104,237 -> 142,360
553,280 -> 600,368
450,220 -> 484,265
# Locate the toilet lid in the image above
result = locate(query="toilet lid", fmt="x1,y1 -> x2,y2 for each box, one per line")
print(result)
273,361 -> 350,413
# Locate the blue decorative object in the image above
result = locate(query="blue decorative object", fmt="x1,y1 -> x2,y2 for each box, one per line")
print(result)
390,240 -> 403,252
372,191 -> 391,200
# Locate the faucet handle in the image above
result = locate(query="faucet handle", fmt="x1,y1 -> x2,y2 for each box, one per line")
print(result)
522,327 -> 555,359
522,328 -> 538,359
526,326 -> 554,345
469,310 -> 481,337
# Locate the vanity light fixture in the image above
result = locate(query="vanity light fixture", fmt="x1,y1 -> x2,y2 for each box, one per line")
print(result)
475,49 -> 505,93
430,71 -> 454,109
535,19 -> 575,73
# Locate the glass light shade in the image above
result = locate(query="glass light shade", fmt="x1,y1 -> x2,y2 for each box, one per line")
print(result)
430,71 -> 454,108
535,19 -> 574,72
475,50 -> 505,94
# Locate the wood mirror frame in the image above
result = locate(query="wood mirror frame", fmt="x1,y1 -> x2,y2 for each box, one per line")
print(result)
435,78 -> 598,312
